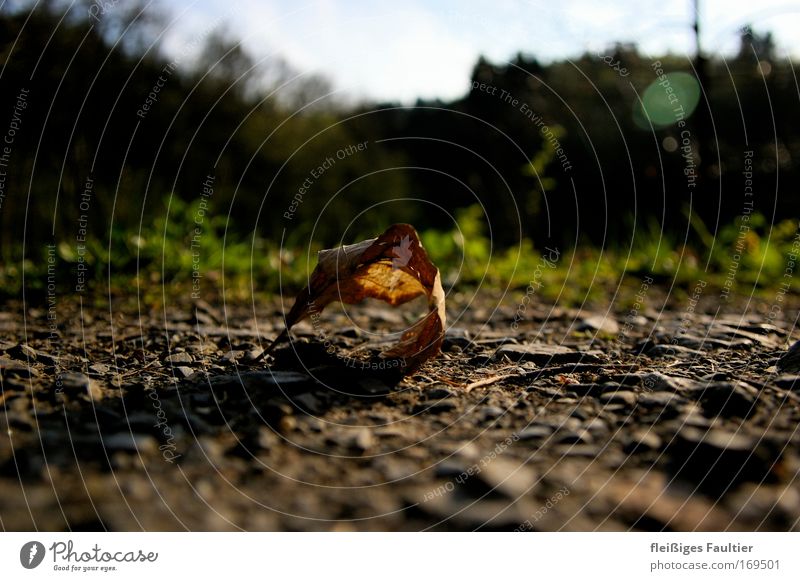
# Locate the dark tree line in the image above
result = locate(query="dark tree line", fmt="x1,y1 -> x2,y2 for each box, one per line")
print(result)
1,1 -> 797,268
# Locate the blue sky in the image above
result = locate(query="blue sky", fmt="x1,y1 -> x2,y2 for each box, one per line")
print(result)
161,0 -> 800,103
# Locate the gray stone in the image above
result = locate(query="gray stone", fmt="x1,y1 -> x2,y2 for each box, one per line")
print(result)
7,344 -> 59,366
443,328 -> 472,350
672,335 -> 753,351
175,366 -> 195,379
554,429 -> 593,444
354,377 -> 391,395
292,392 -> 323,415
412,400 -> 456,414
578,315 -> 619,335
566,382 -> 621,396
0,357 -> 38,379
89,363 -> 111,375
647,344 -> 704,358
479,406 -> 505,421
352,428 -> 374,451
700,372 -> 729,382
435,460 -> 468,478
165,351 -> 193,364
678,410 -> 713,428
424,386 -> 456,400
123,412 -> 159,429
103,433 -> 156,452
599,391 -> 637,406
774,375 -> 800,390
59,372 -> 91,390
238,370 -> 315,390
244,349 -> 265,362
582,417 -> 609,434
666,427 -> 780,495
32,350 -> 59,366
517,425 -> 554,440
534,416 -> 582,431
640,372 -> 701,392
777,341 -> 800,373
714,324 -> 781,348
496,343 -> 604,365
605,373 -> 647,386
638,391 -> 686,408
326,427 -> 374,451
3,410 -> 33,431
476,456 -> 538,498
553,444 -> 602,457
627,315 -> 649,327
8,344 -> 37,361
679,427 -> 752,450
623,429 -> 662,452
556,397 -> 579,404
685,381 -> 759,418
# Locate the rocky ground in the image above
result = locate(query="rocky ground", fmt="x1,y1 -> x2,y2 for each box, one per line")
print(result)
1,288 -> 799,531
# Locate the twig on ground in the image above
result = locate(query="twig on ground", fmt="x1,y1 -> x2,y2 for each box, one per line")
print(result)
465,374 -> 513,392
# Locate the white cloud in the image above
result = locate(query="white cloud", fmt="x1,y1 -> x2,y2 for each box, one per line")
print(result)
166,0 -> 800,103
232,0 -> 477,102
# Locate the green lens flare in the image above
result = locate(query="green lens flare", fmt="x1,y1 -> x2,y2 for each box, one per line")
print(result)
634,72 -> 701,129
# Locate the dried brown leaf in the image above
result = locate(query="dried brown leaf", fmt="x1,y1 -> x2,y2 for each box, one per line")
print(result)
271,224 -> 446,373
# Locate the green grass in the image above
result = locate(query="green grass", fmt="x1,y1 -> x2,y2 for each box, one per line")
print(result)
417,204 -> 798,305
2,197 -> 797,307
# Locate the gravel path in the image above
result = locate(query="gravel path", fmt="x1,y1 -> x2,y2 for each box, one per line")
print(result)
1,291 -> 799,531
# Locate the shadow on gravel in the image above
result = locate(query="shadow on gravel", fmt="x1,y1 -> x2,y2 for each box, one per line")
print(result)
1,339 -> 408,481
204,340 -> 406,428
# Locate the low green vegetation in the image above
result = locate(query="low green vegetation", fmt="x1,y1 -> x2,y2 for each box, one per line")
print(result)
2,197 -> 796,308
